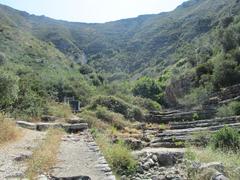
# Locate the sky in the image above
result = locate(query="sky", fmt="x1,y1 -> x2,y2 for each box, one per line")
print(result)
0,0 -> 188,23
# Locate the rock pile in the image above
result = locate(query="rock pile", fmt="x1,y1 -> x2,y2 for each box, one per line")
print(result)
124,148 -> 186,180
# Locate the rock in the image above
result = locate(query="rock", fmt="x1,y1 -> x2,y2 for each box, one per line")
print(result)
200,162 -> 225,173
62,123 -> 88,133
36,123 -> 62,131
38,174 -> 49,180
157,152 -> 184,167
13,152 -> 32,162
16,121 -> 37,130
41,115 -> 58,122
66,117 -> 86,124
124,138 -> 143,150
51,175 -> 91,180
212,172 -> 229,180
152,154 -> 158,162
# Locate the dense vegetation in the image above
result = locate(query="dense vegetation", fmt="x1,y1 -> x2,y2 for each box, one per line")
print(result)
0,0 -> 240,118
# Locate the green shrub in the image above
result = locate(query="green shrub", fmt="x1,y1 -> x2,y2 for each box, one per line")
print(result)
92,96 -> 143,120
132,77 -> 163,103
96,134 -> 137,175
79,64 -> 94,74
180,86 -> 211,106
211,126 -> 240,151
95,106 -> 129,130
217,101 -> 240,117
0,71 -> 19,109
106,142 -> 137,175
195,62 -> 213,82
14,89 -> 45,119
132,97 -> 161,111
213,59 -> 240,88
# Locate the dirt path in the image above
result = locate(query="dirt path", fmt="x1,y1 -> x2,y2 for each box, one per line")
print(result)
0,129 -> 45,179
51,132 -> 116,180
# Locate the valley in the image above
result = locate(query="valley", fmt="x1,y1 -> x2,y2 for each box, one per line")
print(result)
0,0 -> 240,179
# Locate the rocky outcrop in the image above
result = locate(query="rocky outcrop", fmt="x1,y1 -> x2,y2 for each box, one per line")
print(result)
164,74 -> 195,108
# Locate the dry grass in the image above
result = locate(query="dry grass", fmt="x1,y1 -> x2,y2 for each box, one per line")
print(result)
186,146 -> 240,180
26,128 -> 64,179
0,114 -> 22,146
47,101 -> 72,118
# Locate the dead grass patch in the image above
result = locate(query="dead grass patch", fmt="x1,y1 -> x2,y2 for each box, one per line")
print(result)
0,114 -> 22,146
26,128 -> 64,179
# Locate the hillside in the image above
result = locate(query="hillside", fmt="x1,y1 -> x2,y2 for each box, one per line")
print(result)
1,0 -> 240,179
0,0 -> 240,112
1,0 -> 238,76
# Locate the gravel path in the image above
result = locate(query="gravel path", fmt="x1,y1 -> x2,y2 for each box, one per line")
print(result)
0,129 -> 45,179
51,132 -> 116,180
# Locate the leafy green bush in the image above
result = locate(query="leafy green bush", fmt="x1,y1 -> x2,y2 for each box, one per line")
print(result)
132,77 -> 163,103
79,64 -> 94,75
0,71 -> 19,109
211,126 -> 240,151
132,97 -> 161,111
180,86 -> 211,106
217,101 -> 240,117
106,142 -> 137,175
95,106 -> 129,130
92,96 -> 144,120
96,134 -> 137,175
195,62 -> 213,83
212,59 -> 240,88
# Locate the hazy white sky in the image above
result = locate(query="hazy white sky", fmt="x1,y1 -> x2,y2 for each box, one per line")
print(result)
0,0 -> 188,23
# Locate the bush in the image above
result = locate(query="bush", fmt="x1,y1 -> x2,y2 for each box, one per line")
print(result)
96,134 -> 137,175
79,64 -> 94,74
106,142 -> 137,175
132,97 -> 162,111
0,71 -> 19,109
14,88 -> 45,119
213,59 -> 240,88
211,126 -> 240,151
195,62 -> 213,82
96,106 -> 129,130
180,86 -> 211,106
133,77 -> 163,103
92,96 -> 144,120
217,101 -> 240,117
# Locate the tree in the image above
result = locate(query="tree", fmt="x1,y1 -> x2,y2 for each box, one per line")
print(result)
213,59 -> 240,88
132,77 -> 163,103
0,71 -> 19,108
